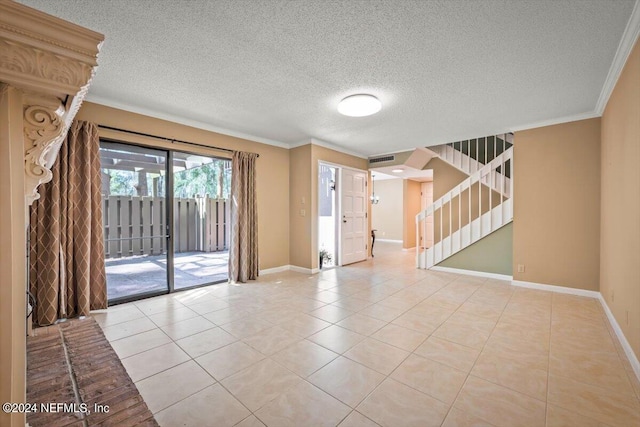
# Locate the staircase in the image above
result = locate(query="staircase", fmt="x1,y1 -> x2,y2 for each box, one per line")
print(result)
416,134 -> 513,269
429,135 -> 513,197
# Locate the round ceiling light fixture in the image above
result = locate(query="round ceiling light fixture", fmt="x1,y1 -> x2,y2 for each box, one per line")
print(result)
338,94 -> 381,117
392,169 -> 404,173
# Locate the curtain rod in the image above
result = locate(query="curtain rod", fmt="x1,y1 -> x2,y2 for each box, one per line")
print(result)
97,124 -> 259,157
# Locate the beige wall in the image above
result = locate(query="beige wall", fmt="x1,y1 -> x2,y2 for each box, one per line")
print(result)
601,39 -> 640,359
402,179 -> 421,249
513,118 -> 601,291
288,143 -> 368,269
429,158 -> 468,200
439,222 -> 513,275
76,102 -> 291,271
371,179 -> 403,241
289,145 -> 312,269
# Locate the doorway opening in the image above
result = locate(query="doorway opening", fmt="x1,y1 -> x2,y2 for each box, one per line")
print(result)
318,164 -> 338,269
99,141 -> 231,303
318,162 -> 369,269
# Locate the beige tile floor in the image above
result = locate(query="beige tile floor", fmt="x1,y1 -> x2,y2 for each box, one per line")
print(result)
92,243 -> 640,427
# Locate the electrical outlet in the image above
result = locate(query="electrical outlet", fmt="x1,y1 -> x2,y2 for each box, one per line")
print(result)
300,209 -> 305,217
517,264 -> 525,273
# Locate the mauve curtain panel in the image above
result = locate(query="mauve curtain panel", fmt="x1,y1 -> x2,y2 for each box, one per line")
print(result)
29,120 -> 107,326
229,151 -> 259,282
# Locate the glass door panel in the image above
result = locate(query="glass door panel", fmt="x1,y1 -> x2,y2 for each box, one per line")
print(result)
172,153 -> 230,290
100,142 -> 169,302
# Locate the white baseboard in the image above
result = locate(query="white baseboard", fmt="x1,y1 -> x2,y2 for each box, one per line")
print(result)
431,266 -> 513,281
598,294 -> 640,382
290,265 -> 318,275
376,239 -> 402,243
259,265 -> 291,275
260,264 -> 321,275
511,279 -> 600,299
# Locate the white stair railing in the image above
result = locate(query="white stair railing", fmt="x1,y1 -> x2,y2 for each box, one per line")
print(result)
416,146 -> 513,269
430,134 -> 512,197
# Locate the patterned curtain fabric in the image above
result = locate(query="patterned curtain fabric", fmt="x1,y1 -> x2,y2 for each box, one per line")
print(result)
229,151 -> 259,282
29,121 -> 107,326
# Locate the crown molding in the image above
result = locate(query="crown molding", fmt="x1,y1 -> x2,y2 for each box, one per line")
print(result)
0,1 -> 103,205
309,138 -> 368,159
276,136 -> 368,159
508,111 -> 601,134
595,0 -> 640,114
0,1 -> 103,60
85,94 -> 291,150
288,138 -> 312,149
0,2 -> 103,97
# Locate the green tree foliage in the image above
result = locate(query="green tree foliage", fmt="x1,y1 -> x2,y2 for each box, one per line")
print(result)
104,160 -> 230,199
174,161 -> 230,199
107,170 -> 137,196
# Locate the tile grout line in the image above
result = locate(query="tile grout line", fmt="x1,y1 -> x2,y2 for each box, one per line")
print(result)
101,260 -> 628,427
339,277 -> 494,424
256,278 -> 441,419
466,298 -> 553,403
438,280 -> 515,427
598,300 -> 640,402
545,293 -> 555,426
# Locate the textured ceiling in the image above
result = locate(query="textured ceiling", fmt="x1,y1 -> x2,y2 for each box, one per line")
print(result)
19,0 -> 637,156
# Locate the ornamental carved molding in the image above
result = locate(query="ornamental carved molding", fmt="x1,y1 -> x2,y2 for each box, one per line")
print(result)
22,93 -> 66,205
22,69 -> 96,205
0,1 -> 104,205
0,38 -> 95,95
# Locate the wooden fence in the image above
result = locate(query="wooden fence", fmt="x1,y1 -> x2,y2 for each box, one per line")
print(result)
103,196 -> 230,259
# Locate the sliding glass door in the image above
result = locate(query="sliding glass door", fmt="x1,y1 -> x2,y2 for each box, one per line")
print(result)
99,142 -> 231,303
172,153 -> 231,290
100,142 -> 169,302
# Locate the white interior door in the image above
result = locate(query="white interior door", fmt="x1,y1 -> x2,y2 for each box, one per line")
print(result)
341,168 -> 367,265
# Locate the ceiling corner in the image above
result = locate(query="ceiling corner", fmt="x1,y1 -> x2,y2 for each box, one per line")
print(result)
595,0 -> 640,114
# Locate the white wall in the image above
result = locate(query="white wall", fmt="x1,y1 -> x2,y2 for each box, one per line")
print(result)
371,178 -> 403,240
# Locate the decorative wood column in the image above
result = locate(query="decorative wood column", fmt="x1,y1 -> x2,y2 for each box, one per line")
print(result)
0,3 -> 103,426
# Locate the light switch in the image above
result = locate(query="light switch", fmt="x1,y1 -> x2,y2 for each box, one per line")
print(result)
300,209 -> 306,216
301,197 -> 305,204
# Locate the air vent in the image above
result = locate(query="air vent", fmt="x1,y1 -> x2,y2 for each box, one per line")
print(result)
369,155 -> 395,164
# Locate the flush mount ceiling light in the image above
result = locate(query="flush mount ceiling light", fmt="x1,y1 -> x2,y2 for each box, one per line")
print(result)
392,169 -> 404,173
338,94 -> 381,117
